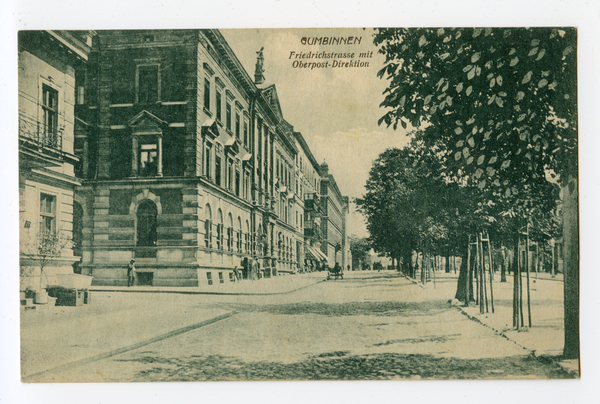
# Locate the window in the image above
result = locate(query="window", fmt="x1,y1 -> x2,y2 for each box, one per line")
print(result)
243,120 -> 249,148
227,159 -> 234,191
137,200 -> 158,247
42,84 -> 58,143
216,210 -> 223,250
237,218 -> 242,252
227,227 -> 233,251
204,204 -> 212,248
39,193 -> 56,238
226,101 -> 232,131
215,155 -> 222,186
244,171 -> 250,200
235,113 -> 240,139
137,65 -> 159,103
227,214 -> 233,251
205,144 -> 212,179
236,169 -> 241,197
139,143 -> 158,177
77,86 -> 85,105
203,79 -> 211,110
215,89 -> 222,121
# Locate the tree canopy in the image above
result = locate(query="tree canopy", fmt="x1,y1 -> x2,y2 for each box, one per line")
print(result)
374,28 -> 576,219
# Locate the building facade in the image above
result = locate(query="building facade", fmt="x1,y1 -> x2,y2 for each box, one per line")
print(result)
318,162 -> 350,269
19,31 -> 94,290
70,29 -> 347,286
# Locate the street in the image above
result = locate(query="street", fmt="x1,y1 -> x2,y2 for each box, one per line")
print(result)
22,271 -> 573,382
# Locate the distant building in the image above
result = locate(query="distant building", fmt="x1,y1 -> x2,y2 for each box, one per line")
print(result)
19,31 -> 94,289
318,161 -> 350,269
294,131 -> 328,270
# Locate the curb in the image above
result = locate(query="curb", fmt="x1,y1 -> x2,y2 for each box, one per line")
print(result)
454,306 -> 579,378
90,278 -> 327,296
22,310 -> 237,382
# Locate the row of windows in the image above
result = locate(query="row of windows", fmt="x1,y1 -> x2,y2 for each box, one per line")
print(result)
203,143 -> 251,200
203,205 -> 251,253
203,77 -> 250,148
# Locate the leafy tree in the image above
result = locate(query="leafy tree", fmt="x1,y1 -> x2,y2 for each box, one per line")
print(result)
349,235 -> 371,270
374,27 -> 577,358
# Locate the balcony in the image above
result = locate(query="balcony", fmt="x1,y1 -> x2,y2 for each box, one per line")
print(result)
19,115 -> 63,148
19,115 -> 68,168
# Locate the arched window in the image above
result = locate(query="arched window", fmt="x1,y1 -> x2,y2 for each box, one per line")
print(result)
237,217 -> 242,252
245,220 -> 250,252
278,233 -> 282,259
137,200 -> 158,246
217,209 -> 223,250
227,213 -> 233,251
204,204 -> 212,248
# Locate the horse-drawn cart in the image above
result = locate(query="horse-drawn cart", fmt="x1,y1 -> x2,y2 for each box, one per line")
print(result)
326,264 -> 344,280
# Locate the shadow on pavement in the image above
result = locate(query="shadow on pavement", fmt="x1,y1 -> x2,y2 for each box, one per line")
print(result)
112,351 -> 575,381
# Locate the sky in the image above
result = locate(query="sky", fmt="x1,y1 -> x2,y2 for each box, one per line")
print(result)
221,28 -> 412,238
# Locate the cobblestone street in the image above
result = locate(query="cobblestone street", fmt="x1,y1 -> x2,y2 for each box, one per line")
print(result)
26,271 -> 573,382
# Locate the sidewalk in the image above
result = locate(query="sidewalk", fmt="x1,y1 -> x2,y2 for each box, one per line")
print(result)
413,270 -> 579,376
90,272 -> 326,295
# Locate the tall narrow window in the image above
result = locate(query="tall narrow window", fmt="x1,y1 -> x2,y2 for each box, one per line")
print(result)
204,204 -> 212,248
77,86 -> 85,105
136,200 -> 158,247
216,210 -> 223,250
215,90 -> 222,121
41,85 -> 58,145
215,155 -> 222,186
137,65 -> 159,103
243,120 -> 249,148
203,78 -> 211,111
235,113 -> 240,139
227,159 -> 234,191
205,144 -> 212,179
226,101 -> 232,132
236,169 -> 241,197
227,227 -> 232,251
39,193 -> 56,238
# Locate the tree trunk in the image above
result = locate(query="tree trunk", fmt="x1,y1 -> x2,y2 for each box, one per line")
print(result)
454,247 -> 473,303
563,176 -> 579,360
500,244 -> 508,282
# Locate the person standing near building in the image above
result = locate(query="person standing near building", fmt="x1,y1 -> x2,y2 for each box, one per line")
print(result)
127,259 -> 136,287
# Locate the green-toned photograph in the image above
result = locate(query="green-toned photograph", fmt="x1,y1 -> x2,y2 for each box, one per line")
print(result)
18,27 -> 578,383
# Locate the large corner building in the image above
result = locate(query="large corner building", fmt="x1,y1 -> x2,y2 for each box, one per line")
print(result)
20,29 -> 350,288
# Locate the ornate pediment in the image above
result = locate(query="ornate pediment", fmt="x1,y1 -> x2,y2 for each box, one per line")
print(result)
201,117 -> 223,139
127,110 -> 167,135
260,84 -> 284,121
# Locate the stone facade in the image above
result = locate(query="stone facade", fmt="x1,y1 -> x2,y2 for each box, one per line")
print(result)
18,31 -> 93,290
72,29 -> 348,286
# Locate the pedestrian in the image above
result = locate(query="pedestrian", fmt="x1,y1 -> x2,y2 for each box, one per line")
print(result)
272,258 -> 278,277
232,266 -> 239,283
127,259 -> 136,287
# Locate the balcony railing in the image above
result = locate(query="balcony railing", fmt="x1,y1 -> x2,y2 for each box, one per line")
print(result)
19,115 -> 63,151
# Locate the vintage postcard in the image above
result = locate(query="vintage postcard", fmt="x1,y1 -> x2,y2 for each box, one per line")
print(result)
18,26 -> 579,385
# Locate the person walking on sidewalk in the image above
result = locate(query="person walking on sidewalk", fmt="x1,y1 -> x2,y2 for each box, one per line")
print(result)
127,259 -> 136,287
